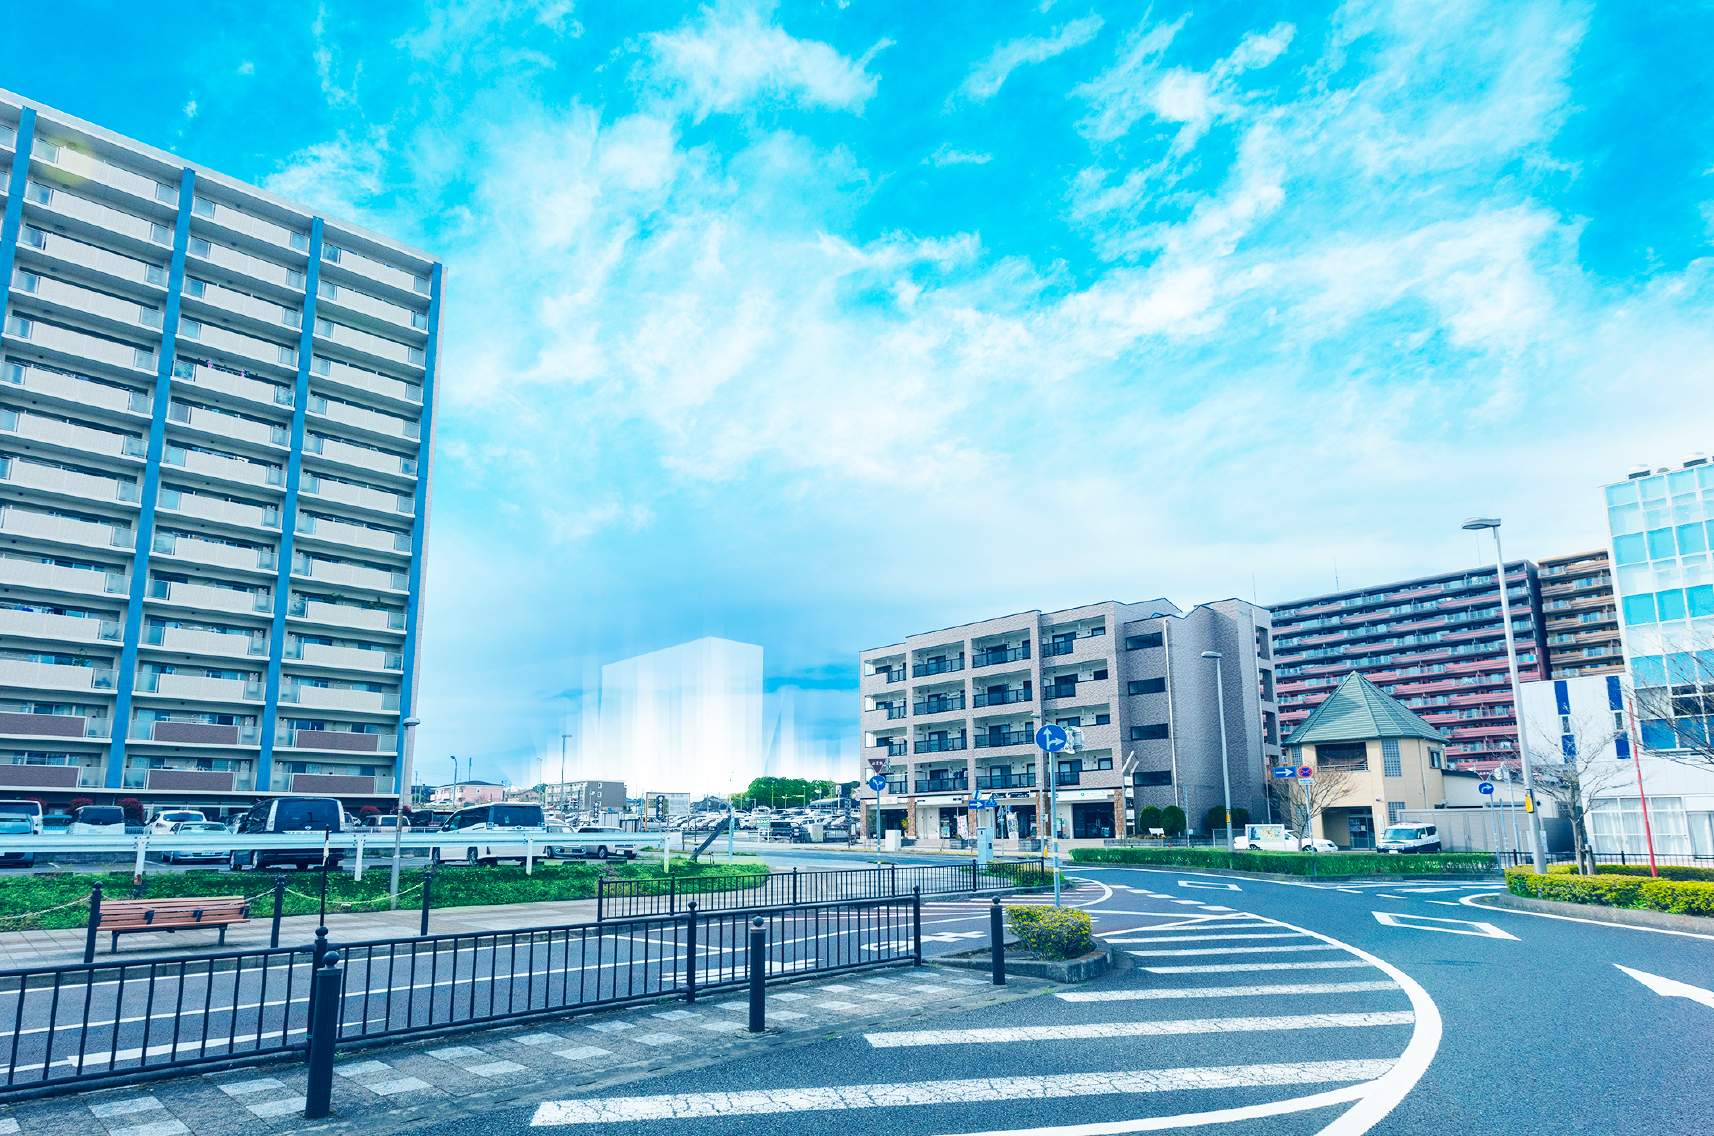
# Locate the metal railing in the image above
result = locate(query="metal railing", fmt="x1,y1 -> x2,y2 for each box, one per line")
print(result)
972,687 -> 1030,707
974,731 -> 1032,748
913,777 -> 968,793
596,862 -> 1047,920
913,694 -> 966,714
912,657 -> 964,677
972,645 -> 1029,667
977,773 -> 1036,789
914,737 -> 967,753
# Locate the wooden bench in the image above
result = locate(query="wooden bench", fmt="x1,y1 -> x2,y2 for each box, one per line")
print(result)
95,896 -> 251,953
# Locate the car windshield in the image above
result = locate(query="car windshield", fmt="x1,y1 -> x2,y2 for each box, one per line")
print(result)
276,799 -> 341,830
0,819 -> 31,834
1383,827 -> 1420,840
177,823 -> 226,832
42,817 -> 72,828
76,808 -> 125,824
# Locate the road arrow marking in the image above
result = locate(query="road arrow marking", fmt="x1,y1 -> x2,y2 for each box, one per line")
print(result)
1372,912 -> 1518,939
1178,881 -> 1242,891
1615,964 -> 1714,1010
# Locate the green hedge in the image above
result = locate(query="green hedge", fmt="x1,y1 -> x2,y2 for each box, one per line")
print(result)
1069,847 -> 1496,876
1006,905 -> 1094,961
1507,867 -> 1714,916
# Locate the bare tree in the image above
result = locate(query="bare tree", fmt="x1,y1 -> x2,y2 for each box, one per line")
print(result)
1521,712 -> 1630,874
1630,647 -> 1714,772
1278,765 -> 1361,841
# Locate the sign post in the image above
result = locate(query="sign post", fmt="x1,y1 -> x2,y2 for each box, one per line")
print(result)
868,756 -> 888,851
1035,724 -> 1069,907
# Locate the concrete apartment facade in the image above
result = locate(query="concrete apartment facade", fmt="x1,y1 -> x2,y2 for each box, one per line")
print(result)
0,93 -> 440,816
1269,562 -> 1547,770
858,597 -> 1279,850
1537,549 -> 1622,679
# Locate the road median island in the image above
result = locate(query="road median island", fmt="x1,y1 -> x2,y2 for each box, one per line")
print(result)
1475,888 -> 1714,933
1503,866 -> 1714,922
1071,846 -> 1497,878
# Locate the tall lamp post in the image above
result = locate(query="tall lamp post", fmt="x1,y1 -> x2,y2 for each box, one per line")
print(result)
389,716 -> 420,908
1202,651 -> 1235,854
1462,517 -> 1547,873
559,733 -> 572,817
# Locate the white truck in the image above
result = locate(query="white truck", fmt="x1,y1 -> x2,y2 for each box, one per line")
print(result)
1233,824 -> 1338,853
1377,823 -> 1442,853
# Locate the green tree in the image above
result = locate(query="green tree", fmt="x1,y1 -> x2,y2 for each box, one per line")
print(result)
1138,806 -> 1163,833
1205,805 -> 1251,833
1160,805 -> 1186,835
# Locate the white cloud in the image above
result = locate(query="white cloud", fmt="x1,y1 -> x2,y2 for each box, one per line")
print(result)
925,143 -> 992,166
643,0 -> 891,121
955,14 -> 1105,103
182,100 -> 197,119
236,61 -> 254,75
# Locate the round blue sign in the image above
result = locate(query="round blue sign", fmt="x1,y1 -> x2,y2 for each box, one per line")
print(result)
1035,724 -> 1069,753
867,775 -> 888,792
1479,782 -> 1495,795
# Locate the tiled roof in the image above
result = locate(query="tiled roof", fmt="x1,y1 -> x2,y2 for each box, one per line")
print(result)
1282,671 -> 1447,745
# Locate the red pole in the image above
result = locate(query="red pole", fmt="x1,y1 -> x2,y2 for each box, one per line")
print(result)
1625,691 -> 1658,878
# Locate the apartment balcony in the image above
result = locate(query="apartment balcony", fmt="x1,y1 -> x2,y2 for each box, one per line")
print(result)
300,473 -> 414,517
287,594 -> 407,632
129,720 -> 261,746
19,224 -> 167,303
144,768 -> 243,792
3,313 -> 156,377
313,356 -> 424,409
35,144 -> 165,211
913,776 -> 968,794
0,505 -> 133,551
975,773 -> 1036,790
4,409 -> 146,468
912,656 -> 964,678
280,683 -> 400,713
0,711 -> 111,740
173,359 -> 295,414
286,772 -> 388,796
1053,770 -> 1081,786
143,623 -> 268,659
25,181 -> 161,248
158,487 -> 279,530
317,277 -> 425,338
313,318 -> 423,374
913,693 -> 966,715
14,269 -> 163,341
321,242 -> 430,301
877,740 -> 906,757
305,433 -> 417,480
878,704 -> 907,720
136,671 -> 263,702
0,659 -> 116,693
286,640 -> 403,672
193,194 -> 304,254
153,531 -> 276,573
0,607 -> 121,646
972,687 -> 1031,707
168,400 -> 288,448
191,235 -> 306,297
0,555 -> 128,598
0,762 -> 94,790
163,444 -> 284,491
185,278 -> 301,334
974,731 -> 1034,748
2,361 -> 151,419
146,578 -> 272,615
307,392 -> 420,445
292,554 -> 409,593
972,644 -> 1029,667
1041,640 -> 1075,658
277,727 -> 399,755
913,737 -> 967,754
1043,684 -> 1082,702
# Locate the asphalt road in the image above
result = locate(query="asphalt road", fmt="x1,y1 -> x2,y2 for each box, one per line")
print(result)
405,865 -> 1714,1136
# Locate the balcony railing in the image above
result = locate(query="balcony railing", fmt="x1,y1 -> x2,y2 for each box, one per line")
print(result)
974,732 -> 1033,748
914,737 -> 967,754
884,780 -> 906,794
913,777 -> 969,794
976,773 -> 1036,790
1042,640 -> 1075,657
913,694 -> 966,714
882,704 -> 907,719
1043,684 -> 1077,700
879,741 -> 906,756
972,644 -> 1029,667
913,656 -> 964,677
1054,770 -> 1081,786
972,686 -> 1030,707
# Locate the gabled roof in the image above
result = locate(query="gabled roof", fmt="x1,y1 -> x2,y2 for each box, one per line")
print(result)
1283,672 -> 1447,745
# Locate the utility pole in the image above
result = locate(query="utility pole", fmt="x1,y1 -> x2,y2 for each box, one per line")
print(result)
560,733 -> 572,816
450,754 -> 457,812
1203,651 -> 1235,855
389,716 -> 419,908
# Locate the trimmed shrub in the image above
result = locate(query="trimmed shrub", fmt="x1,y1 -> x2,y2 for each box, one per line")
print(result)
1506,867 -> 1714,916
1203,806 -> 1251,833
1006,905 -> 1095,961
1161,806 -> 1186,835
1071,846 -> 1495,876
117,798 -> 144,825
1137,806 -> 1163,832
1591,864 -> 1714,883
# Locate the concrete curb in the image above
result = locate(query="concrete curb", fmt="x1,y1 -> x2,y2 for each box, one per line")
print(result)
1075,863 -> 1503,886
935,944 -> 1115,983
1469,891 -> 1714,933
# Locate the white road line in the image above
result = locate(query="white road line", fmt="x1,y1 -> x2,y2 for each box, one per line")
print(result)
1144,960 -> 1374,975
1058,981 -> 1399,1002
1615,964 -> 1714,1010
1372,913 -> 1517,940
1124,945 -> 1346,958
1458,893 -> 1714,941
1177,882 -> 1242,891
1102,934 -> 1303,944
528,1061 -> 1397,1125
864,1013 -> 1414,1047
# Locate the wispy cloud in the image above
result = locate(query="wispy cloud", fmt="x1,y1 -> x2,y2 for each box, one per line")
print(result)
956,14 -> 1104,104
925,143 -> 992,165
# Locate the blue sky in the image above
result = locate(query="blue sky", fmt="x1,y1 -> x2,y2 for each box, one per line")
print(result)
10,1 -> 1714,788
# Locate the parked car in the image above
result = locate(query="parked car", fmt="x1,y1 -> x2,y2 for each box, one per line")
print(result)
555,825 -> 660,860
0,799 -> 44,834
228,797 -> 347,871
0,815 -> 35,867
1230,824 -> 1340,853
1378,824 -> 1442,853
69,806 -> 127,835
159,821 -> 230,864
363,815 -> 405,830
542,822 -> 574,858
431,803 -> 548,866
150,809 -> 206,835
39,814 -> 73,833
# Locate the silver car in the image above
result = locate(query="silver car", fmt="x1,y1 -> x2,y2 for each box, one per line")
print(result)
160,821 -> 231,864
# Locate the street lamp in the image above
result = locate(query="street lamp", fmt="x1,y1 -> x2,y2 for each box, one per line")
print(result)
560,733 -> 572,816
1462,517 -> 1547,873
1201,651 -> 1235,854
390,716 -> 420,908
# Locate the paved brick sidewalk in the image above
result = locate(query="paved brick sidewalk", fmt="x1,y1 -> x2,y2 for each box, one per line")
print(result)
0,963 -> 1047,1136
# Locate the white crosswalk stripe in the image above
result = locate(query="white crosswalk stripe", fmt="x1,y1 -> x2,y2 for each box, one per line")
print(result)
1145,959 -> 1376,974
1122,944 -> 1349,957
1059,981 -> 1400,1001
863,1012 -> 1414,1047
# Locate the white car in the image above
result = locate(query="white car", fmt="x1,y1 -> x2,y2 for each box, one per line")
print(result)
150,810 -> 206,835
159,821 -> 229,863
1378,824 -> 1442,853
1232,824 -> 1338,853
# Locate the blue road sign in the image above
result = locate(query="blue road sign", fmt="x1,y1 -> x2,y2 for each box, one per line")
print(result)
1479,782 -> 1495,795
1271,767 -> 1297,779
1036,724 -> 1069,753
867,775 -> 888,792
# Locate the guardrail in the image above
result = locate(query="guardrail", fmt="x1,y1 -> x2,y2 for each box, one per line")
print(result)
596,861 -> 1048,920
0,893 -> 922,1100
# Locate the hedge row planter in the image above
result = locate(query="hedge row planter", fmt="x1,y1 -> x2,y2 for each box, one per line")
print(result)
938,943 -> 1116,983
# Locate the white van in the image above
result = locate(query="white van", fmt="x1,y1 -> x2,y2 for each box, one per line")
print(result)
0,799 -> 43,834
68,805 -> 126,835
150,809 -> 206,835
1234,824 -> 1338,853
1378,824 -> 1441,853
432,803 -> 548,866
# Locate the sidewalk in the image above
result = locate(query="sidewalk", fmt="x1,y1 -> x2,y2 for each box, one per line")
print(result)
0,894 -> 603,971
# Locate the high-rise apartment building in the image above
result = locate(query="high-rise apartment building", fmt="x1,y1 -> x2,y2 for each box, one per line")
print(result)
1537,549 -> 1622,679
858,597 -> 1278,847
0,94 -> 440,813
1269,564 -> 1546,768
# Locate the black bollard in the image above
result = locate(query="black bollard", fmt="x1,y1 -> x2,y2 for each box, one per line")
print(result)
685,902 -> 699,1004
990,896 -> 1006,986
420,868 -> 434,937
83,883 -> 103,965
747,916 -> 766,1033
303,950 -> 343,1119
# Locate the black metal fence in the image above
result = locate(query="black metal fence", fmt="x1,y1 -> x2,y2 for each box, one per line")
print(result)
0,893 -> 921,1099
596,861 -> 1048,920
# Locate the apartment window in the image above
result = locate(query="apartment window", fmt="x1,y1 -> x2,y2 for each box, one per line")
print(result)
21,227 -> 46,249
1094,756 -> 1113,770
178,319 -> 202,340
290,232 -> 309,252
1429,749 -> 1442,769
155,183 -> 176,203
4,316 -> 32,338
408,346 -> 425,365
191,197 -> 215,219
412,311 -> 429,330
278,346 -> 298,367
1128,678 -> 1165,695
287,268 -> 306,289
146,265 -> 167,286
183,278 -> 206,299
318,280 -> 338,299
15,272 -> 38,293
1387,802 -> 1406,825
314,317 -> 334,337
413,275 -> 430,294
1382,739 -> 1401,777
24,182 -> 50,205
1133,770 -> 1171,786
151,223 -> 174,245
310,356 -> 331,376
1092,669 -> 1108,680
1126,632 -> 1164,650
322,245 -> 342,264
189,236 -> 211,258
1094,714 -> 1110,725
1130,724 -> 1169,741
